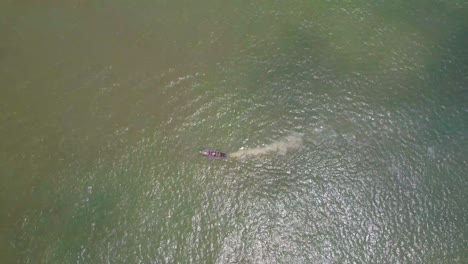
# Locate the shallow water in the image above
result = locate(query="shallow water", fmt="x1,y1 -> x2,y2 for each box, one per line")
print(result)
1,1 -> 467,263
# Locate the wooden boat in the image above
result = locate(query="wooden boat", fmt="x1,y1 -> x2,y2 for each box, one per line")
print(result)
199,149 -> 228,159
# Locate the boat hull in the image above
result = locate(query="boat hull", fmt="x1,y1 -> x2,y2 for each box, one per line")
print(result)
199,150 -> 228,159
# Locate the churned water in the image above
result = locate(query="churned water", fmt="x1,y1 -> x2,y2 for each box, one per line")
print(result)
1,1 -> 467,263
230,133 -> 303,159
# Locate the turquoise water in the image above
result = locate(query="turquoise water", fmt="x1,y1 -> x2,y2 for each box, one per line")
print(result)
1,1 -> 467,263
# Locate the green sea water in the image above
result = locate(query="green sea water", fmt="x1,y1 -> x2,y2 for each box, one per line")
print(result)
1,1 -> 467,263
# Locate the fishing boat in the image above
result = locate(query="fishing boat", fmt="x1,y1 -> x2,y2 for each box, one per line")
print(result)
199,149 -> 228,159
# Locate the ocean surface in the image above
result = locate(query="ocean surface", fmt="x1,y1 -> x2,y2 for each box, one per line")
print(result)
1,1 -> 467,263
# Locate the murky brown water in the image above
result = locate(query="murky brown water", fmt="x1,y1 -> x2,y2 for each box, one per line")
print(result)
1,1 -> 466,263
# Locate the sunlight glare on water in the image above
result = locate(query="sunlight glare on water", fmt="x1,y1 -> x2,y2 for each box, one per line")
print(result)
0,1 -> 466,263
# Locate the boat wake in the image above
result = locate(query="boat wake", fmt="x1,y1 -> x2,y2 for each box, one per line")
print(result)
230,133 -> 303,159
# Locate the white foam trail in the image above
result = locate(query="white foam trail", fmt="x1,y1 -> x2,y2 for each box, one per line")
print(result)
230,133 -> 303,158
